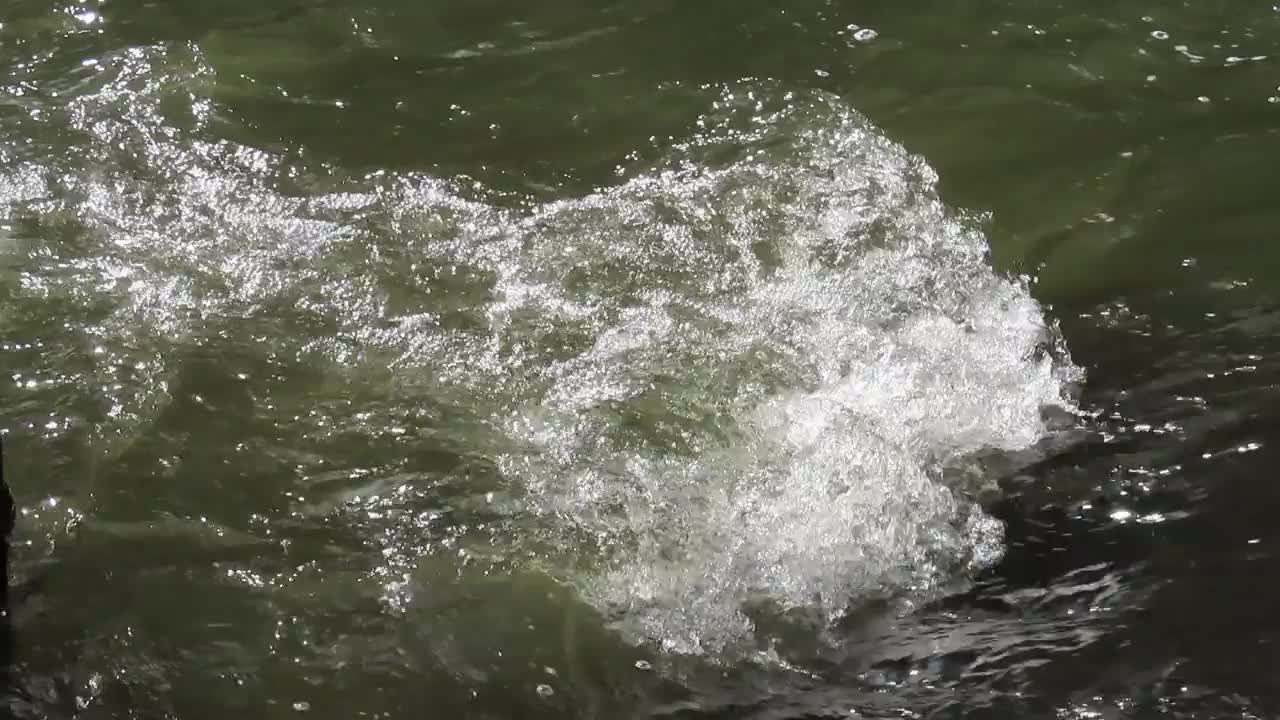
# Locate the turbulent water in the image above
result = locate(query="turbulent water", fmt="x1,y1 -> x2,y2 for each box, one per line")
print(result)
3,45 -> 1079,660
5,2 -> 1280,718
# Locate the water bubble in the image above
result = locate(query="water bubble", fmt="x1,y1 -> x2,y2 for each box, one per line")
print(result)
535,684 -> 555,698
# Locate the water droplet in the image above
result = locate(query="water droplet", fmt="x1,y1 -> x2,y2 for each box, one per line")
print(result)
1151,30 -> 1169,40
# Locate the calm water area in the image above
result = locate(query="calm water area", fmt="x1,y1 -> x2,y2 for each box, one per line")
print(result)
2,1 -> 1280,718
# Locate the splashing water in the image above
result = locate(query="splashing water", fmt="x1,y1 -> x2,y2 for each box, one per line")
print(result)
493,89 -> 1079,654
1,46 -> 1079,656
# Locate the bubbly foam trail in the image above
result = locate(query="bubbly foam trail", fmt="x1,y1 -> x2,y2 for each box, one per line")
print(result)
1,46 -> 1079,656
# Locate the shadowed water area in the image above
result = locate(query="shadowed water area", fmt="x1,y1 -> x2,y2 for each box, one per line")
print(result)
2,1 -> 1280,718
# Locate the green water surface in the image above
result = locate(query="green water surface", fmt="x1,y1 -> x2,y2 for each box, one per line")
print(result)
3,1 -> 1280,718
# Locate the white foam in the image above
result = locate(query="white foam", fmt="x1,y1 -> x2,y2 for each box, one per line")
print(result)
1,48 -> 1079,656
484,88 -> 1077,653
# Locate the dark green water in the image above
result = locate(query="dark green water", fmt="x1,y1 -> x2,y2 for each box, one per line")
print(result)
3,1 -> 1280,718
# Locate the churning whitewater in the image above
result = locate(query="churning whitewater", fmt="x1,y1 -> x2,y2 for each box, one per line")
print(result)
1,47 -> 1079,656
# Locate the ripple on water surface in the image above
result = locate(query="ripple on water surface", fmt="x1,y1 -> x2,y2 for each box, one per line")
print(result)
0,45 -> 1079,661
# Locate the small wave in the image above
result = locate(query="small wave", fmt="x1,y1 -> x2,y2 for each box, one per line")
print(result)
0,46 -> 1079,656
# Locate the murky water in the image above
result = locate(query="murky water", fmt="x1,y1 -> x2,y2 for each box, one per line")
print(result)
2,1 -> 1280,718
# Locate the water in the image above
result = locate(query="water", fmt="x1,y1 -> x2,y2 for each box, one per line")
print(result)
1,1 -> 1279,718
